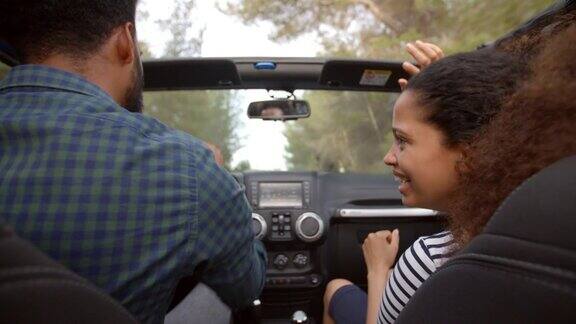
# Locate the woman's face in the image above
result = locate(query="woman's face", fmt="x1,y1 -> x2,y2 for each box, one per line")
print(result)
384,90 -> 462,212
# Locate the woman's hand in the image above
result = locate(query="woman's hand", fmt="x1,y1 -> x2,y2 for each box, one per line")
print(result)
362,229 -> 400,276
399,40 -> 444,90
364,229 -> 400,324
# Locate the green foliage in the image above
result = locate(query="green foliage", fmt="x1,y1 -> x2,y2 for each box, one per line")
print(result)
285,91 -> 396,173
227,0 -> 553,173
157,0 -> 204,58
233,160 -> 252,172
140,0 -> 240,169
144,90 -> 239,169
226,0 -> 553,57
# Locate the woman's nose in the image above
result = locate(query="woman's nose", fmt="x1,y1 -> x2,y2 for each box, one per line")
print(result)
383,146 -> 397,166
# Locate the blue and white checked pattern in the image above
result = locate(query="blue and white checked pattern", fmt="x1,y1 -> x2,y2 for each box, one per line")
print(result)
0,65 -> 267,323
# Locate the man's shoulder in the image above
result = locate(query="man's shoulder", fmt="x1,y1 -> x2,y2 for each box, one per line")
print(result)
103,113 -> 223,185
66,100 -> 211,161
119,112 -> 208,152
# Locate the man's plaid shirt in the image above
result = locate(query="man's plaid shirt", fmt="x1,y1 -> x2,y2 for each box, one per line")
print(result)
0,65 -> 267,323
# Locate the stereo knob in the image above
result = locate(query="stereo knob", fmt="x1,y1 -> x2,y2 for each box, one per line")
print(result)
295,212 -> 324,242
273,254 -> 289,270
293,253 -> 309,268
252,213 -> 267,240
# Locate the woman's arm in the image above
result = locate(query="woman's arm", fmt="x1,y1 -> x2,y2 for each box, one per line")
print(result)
367,269 -> 392,324
362,229 -> 399,324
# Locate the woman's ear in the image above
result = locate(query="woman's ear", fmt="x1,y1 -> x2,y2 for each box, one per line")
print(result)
455,146 -> 472,175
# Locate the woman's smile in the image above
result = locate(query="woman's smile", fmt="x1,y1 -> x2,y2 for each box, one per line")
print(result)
393,170 -> 412,193
384,91 -> 463,211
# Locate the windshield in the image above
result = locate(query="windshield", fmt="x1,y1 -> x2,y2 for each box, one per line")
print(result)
144,90 -> 396,173
138,0 -> 552,173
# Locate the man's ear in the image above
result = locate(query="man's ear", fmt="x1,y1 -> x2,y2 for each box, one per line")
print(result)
113,22 -> 137,66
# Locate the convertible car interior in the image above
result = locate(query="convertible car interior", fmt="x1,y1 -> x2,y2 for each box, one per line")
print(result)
146,57 -> 447,322
1,1 -> 575,323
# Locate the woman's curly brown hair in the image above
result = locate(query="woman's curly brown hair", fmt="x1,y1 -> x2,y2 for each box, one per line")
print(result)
448,25 -> 576,246
495,10 -> 576,59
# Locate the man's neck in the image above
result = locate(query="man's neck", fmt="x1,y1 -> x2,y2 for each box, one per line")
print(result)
35,56 -> 124,106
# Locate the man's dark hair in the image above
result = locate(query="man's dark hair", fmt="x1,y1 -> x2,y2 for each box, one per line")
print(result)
406,49 -> 526,147
0,0 -> 138,63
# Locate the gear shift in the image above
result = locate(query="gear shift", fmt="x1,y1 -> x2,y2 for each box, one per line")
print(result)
232,299 -> 261,324
291,310 -> 308,324
252,299 -> 262,321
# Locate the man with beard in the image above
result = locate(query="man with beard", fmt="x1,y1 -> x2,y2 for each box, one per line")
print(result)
0,1 -> 267,323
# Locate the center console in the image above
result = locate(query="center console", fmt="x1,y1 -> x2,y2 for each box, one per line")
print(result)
246,172 -> 326,292
232,171 -> 445,323
245,171 -> 326,322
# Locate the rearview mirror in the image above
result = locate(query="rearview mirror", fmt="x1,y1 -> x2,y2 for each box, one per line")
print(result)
248,100 -> 311,121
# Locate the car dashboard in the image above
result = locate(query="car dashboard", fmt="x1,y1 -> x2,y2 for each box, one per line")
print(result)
234,171 -> 445,322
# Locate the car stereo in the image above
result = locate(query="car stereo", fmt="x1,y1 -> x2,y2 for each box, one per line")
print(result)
245,173 -> 325,292
249,181 -> 311,208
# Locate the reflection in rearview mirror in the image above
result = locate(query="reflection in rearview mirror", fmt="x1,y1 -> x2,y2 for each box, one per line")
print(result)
248,100 -> 311,121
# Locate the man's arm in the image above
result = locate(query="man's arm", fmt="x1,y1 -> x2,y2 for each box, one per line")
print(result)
193,147 -> 267,309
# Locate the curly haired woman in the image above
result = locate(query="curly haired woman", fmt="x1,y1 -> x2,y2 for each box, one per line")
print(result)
448,25 -> 576,247
324,9 -> 576,324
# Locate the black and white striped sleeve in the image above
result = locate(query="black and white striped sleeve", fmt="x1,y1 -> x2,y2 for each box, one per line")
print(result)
377,231 -> 455,324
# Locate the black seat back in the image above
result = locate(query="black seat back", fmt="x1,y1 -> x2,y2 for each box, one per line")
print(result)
396,155 -> 576,323
0,225 -> 138,324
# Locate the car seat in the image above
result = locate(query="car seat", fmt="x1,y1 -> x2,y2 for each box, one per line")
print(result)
395,155 -> 576,323
0,224 -> 139,324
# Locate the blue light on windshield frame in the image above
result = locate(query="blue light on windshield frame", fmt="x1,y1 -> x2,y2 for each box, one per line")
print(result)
254,62 -> 277,70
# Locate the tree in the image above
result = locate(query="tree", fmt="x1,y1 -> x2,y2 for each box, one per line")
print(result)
226,0 -> 553,173
225,0 -> 553,58
285,91 -> 396,172
141,0 -> 241,169
233,160 -> 252,172
156,0 -> 204,58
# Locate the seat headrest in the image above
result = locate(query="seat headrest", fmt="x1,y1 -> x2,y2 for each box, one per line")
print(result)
484,155 -> 576,251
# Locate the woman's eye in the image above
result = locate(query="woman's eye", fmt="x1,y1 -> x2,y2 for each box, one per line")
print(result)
395,137 -> 406,150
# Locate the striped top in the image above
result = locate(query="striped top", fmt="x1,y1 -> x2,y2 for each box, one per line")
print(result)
377,231 -> 456,324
